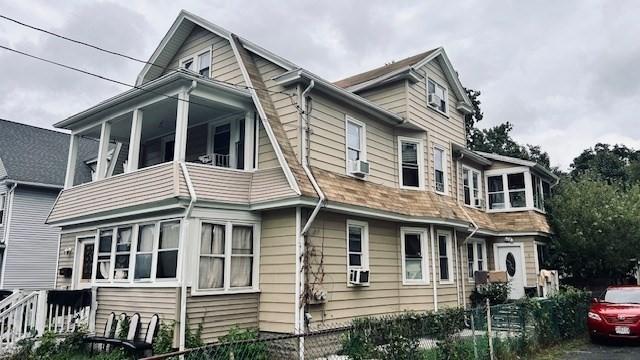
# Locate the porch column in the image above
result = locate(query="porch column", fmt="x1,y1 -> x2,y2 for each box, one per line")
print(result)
244,111 -> 255,170
95,121 -> 112,180
64,133 -> 79,189
174,91 -> 190,162
126,109 -> 143,172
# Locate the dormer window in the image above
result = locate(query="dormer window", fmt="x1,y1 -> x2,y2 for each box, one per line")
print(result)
427,79 -> 447,113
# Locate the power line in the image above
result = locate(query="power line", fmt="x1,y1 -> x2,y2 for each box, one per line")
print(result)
0,13 -> 297,99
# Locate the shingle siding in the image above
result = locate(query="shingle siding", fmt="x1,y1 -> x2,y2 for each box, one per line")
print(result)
2,186 -> 59,289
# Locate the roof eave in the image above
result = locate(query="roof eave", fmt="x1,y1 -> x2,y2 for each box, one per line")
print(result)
345,67 -> 421,93
273,69 -> 405,126
56,71 -> 252,130
476,151 -> 558,181
452,144 -> 492,166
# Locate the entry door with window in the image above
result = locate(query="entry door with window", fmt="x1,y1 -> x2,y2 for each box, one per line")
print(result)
76,238 -> 95,289
496,245 -> 525,299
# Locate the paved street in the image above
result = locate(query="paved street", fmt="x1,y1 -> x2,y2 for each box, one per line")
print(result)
558,340 -> 640,359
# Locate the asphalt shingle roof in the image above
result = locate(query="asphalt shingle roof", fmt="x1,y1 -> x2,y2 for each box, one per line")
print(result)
0,119 -> 97,187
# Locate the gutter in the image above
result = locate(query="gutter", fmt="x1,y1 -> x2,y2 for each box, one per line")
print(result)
297,80 -> 325,334
178,81 -> 198,352
0,182 -> 17,287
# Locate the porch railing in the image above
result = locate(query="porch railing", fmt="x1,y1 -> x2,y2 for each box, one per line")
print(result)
0,289 -> 93,353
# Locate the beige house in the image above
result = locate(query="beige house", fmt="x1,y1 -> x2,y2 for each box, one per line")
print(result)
47,10 -> 557,348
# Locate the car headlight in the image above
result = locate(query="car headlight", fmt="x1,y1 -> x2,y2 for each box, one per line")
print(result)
588,311 -> 602,321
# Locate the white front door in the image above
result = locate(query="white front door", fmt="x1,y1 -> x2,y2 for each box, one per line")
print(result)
75,238 -> 95,289
496,245 -> 525,299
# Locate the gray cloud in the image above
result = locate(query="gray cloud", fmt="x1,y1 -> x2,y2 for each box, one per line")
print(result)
0,0 -> 639,169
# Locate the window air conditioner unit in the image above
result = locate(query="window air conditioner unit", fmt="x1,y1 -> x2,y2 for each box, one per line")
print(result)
349,160 -> 370,177
349,268 -> 370,285
475,198 -> 486,208
428,94 -> 441,107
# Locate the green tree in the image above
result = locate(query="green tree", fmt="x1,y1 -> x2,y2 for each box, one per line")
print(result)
570,143 -> 640,185
464,87 -> 483,145
546,175 -> 640,282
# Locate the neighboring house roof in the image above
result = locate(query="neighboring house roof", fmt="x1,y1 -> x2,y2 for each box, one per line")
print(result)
475,151 -> 558,181
333,49 -> 437,89
0,119 -> 97,188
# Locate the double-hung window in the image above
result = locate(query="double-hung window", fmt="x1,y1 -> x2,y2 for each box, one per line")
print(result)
466,239 -> 487,280
0,193 -> 5,225
197,222 -> 258,292
113,227 -> 132,280
398,137 -> 424,189
531,173 -> 548,211
134,224 -> 155,280
401,228 -> 428,284
437,231 -> 453,283
346,117 -> 366,175
463,167 -> 482,208
434,147 -> 447,194
487,172 -> 528,210
157,221 -> 180,279
180,49 -> 212,78
347,220 -> 369,271
427,79 -> 447,113
96,229 -> 113,281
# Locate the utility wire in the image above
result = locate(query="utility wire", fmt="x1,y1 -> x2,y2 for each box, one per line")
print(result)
0,13 -> 297,100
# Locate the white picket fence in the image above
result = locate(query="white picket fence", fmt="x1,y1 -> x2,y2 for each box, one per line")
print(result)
0,290 -> 93,353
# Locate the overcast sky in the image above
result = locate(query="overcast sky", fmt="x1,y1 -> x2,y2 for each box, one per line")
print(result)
0,0 -> 639,169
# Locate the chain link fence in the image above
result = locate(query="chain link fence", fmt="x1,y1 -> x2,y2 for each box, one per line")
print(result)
143,293 -> 589,360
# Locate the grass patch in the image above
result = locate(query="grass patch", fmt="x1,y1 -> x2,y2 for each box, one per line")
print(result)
529,336 -> 588,360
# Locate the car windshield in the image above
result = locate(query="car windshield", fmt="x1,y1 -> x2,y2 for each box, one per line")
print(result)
602,288 -> 640,304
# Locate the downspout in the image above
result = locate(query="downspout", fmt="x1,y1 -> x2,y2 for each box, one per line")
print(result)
298,80 -> 325,335
178,81 -> 197,352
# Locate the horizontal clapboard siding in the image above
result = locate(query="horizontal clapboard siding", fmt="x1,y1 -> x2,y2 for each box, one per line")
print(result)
258,209 -> 296,333
48,163 -> 180,223
56,230 -> 96,289
186,291 -> 259,343
95,287 -> 178,341
250,167 -> 295,203
3,187 -> 60,289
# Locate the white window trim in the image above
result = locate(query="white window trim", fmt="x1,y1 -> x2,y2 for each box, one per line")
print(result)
346,219 -> 369,287
400,227 -> 429,285
462,165 -> 483,209
0,193 -> 5,225
531,173 -> 548,213
426,77 -> 449,117
89,219 -> 182,287
398,136 -> 425,190
436,230 -> 454,284
344,115 -> 367,178
433,145 -> 448,195
533,241 -> 548,275
179,47 -> 213,78
192,219 -> 261,296
466,238 -> 487,283
485,167 -> 534,212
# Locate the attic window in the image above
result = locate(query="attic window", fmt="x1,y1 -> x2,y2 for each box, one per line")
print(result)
197,51 -> 211,77
181,58 -> 194,71
427,79 -> 447,113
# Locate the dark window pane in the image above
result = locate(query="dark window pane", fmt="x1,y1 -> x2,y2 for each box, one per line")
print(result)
401,142 -> 418,165
404,234 -> 421,257
435,170 -> 445,192
157,251 -> 178,278
438,236 -> 448,256
135,254 -> 152,279
507,173 -> 525,190
509,191 -> 526,208
349,238 -> 361,253
214,124 -> 231,156
164,140 -> 174,162
349,254 -> 361,267
488,176 -> 503,192
440,258 -> 449,280
402,167 -> 420,187
464,187 -> 471,205
489,193 -> 505,209
81,244 -> 94,280
99,230 -> 112,253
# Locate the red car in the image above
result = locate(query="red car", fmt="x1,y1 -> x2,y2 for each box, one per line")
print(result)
588,286 -> 640,341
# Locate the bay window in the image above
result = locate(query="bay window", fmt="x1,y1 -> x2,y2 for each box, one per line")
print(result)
531,173 -> 550,211
197,222 -> 258,292
401,228 -> 428,284
463,167 -> 482,208
487,170 -> 529,210
398,137 -> 424,189
91,219 -> 181,284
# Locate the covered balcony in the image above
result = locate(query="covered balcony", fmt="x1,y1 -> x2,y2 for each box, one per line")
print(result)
62,71 -> 257,188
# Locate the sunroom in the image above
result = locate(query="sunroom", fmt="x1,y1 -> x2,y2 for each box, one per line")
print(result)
61,71 -> 257,188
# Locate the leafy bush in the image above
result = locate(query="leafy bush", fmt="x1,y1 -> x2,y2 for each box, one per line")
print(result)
153,321 -> 176,354
186,322 -> 204,349
216,326 -> 268,360
470,282 -> 510,306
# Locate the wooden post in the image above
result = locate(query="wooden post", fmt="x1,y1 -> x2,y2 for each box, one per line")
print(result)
64,134 -> 79,188
34,290 -> 47,336
127,109 -> 143,172
89,287 -> 97,333
96,121 -> 112,180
